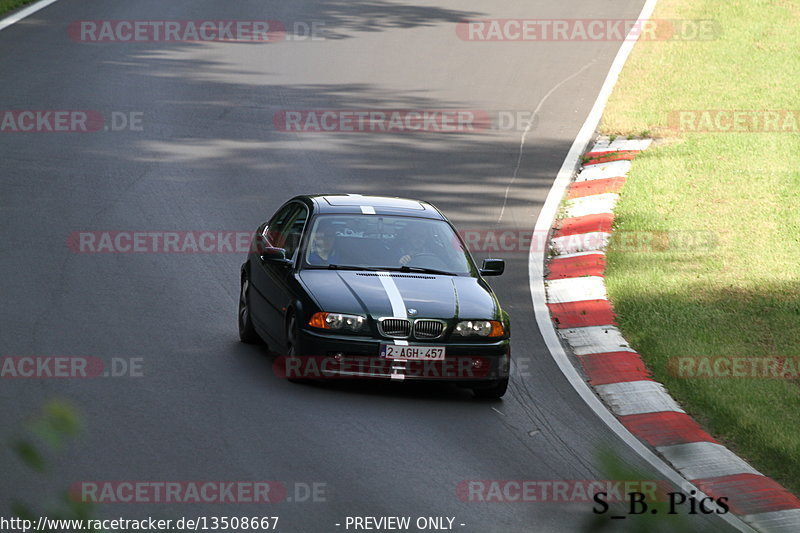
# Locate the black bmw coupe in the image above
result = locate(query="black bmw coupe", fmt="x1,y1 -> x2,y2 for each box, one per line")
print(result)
238,194 -> 510,398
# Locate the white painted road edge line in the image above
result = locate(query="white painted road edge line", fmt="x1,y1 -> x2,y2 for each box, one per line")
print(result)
525,0 -> 754,530
0,0 -> 60,32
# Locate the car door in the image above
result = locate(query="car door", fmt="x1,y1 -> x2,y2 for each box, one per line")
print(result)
250,202 -> 309,342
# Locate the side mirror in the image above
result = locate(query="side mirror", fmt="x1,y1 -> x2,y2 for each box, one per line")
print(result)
261,247 -> 293,266
480,258 -> 505,276
253,235 -> 292,266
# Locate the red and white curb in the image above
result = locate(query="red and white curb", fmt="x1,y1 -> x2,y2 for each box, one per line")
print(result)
543,139 -> 800,533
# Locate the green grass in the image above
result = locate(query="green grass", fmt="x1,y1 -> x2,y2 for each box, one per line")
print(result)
601,0 -> 800,493
0,0 -> 38,17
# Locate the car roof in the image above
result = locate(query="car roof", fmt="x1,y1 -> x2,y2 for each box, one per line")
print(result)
302,194 -> 446,219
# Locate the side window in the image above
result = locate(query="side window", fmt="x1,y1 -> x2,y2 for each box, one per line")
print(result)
281,206 -> 309,259
264,204 -> 300,247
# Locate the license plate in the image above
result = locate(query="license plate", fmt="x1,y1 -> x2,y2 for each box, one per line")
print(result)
380,344 -> 446,361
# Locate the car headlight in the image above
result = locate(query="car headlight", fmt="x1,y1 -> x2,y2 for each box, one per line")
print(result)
454,320 -> 505,338
308,312 -> 366,332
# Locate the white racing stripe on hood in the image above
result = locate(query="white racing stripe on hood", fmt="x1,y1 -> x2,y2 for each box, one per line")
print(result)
377,272 -> 407,318
377,272 -> 410,347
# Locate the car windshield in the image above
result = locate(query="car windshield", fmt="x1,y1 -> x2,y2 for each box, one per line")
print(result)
303,215 -> 474,275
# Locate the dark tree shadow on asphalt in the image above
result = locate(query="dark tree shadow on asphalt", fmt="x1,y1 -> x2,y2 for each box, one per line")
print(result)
279,0 -> 483,39
3,36 -> 583,406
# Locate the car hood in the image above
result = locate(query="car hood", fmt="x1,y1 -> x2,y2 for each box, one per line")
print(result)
297,270 -> 500,320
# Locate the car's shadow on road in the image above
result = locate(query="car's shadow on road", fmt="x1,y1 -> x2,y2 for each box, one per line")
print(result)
289,376 -> 479,402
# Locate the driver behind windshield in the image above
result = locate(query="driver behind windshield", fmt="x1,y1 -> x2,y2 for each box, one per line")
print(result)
307,223 -> 338,265
396,222 -> 433,266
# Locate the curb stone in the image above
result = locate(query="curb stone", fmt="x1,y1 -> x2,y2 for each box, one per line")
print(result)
543,138 -> 800,533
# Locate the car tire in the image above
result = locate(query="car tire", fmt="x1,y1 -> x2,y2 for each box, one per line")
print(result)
238,273 -> 261,344
472,377 -> 508,399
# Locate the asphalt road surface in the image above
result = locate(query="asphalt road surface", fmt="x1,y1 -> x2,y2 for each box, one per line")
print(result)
1,1 -> 737,532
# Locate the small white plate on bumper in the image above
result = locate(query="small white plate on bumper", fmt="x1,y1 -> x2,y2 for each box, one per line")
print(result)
380,344 -> 446,361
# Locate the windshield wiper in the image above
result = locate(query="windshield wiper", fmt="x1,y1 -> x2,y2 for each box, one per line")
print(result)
319,264 -> 457,276
325,264 -> 381,271
382,266 -> 458,276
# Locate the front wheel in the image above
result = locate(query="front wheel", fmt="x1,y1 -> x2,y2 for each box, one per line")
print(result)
238,274 -> 261,344
473,377 -> 508,399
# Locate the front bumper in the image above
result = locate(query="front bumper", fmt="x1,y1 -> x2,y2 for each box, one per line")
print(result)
282,327 -> 510,383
